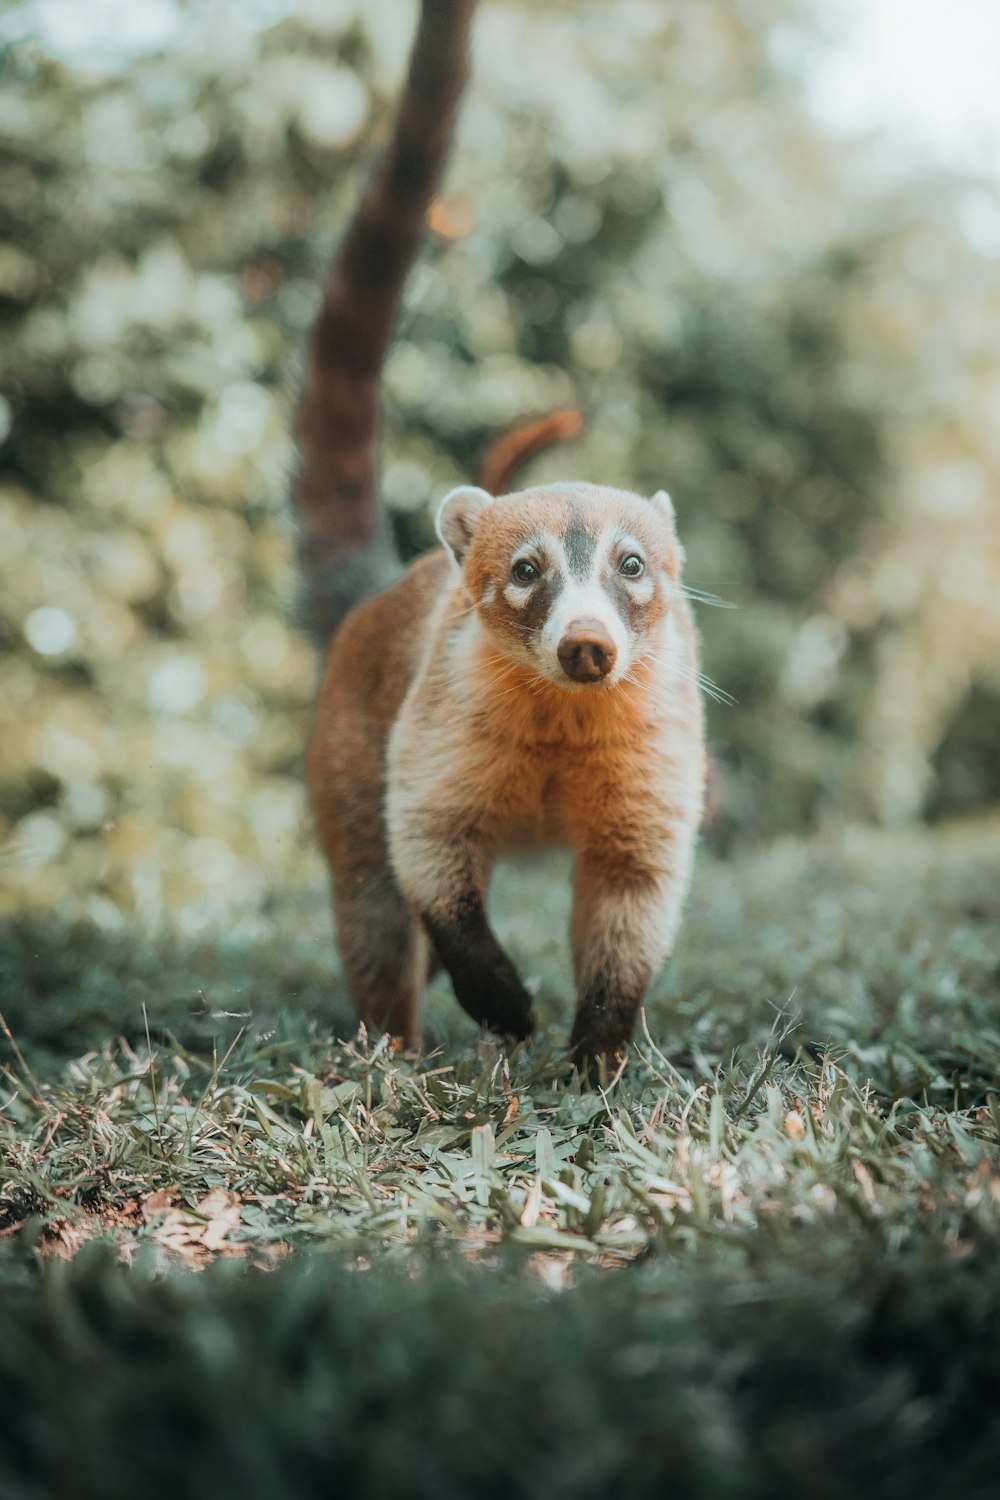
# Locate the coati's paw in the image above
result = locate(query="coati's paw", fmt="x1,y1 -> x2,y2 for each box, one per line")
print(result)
478,977 -> 536,1042
571,1044 -> 628,1090
501,1008 -> 536,1044
569,1013 -> 631,1086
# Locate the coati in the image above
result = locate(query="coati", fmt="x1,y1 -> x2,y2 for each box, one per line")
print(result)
297,0 -> 706,1067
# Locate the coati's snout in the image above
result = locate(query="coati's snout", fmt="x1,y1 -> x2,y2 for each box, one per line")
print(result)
557,619 -> 617,682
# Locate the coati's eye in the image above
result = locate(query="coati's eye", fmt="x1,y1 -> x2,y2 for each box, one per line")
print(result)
620,554 -> 645,578
511,559 -> 540,584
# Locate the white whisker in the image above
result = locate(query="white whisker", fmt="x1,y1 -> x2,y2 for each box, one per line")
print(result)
639,648 -> 737,707
679,584 -> 737,610
674,663 -> 737,706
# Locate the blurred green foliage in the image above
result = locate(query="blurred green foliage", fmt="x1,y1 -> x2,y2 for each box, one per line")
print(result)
2,1230 -> 1000,1500
1,0 -> 999,929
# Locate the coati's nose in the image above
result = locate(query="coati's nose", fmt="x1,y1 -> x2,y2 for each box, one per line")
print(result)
557,618 -> 618,682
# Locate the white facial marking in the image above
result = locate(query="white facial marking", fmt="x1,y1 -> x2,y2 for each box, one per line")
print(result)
502,540 -> 546,609
611,532 -> 655,605
540,524 -> 631,680
503,583 -> 533,609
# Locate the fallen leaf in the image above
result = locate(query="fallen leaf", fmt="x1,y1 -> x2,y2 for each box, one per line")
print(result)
140,1187 -> 177,1222
150,1188 -> 243,1261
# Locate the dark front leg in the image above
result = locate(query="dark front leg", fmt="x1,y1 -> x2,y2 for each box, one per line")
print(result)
390,814 -> 536,1042
422,888 -> 536,1041
569,971 -> 650,1069
569,854 -> 683,1070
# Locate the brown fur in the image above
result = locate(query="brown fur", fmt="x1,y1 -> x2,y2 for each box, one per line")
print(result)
298,3 -> 707,1067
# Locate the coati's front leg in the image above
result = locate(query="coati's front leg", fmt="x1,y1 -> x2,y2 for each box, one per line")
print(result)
423,887 -> 536,1041
391,823 -> 536,1041
569,843 -> 692,1067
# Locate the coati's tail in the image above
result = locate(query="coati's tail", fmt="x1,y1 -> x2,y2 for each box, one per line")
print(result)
478,409 -> 585,495
294,0 -> 474,643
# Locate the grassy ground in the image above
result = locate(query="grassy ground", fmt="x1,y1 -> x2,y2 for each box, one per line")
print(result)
1,819 -> 999,1496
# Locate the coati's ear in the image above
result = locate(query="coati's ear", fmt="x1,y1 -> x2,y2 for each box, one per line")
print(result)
650,489 -> 676,531
436,485 -> 494,567
649,489 -> 685,579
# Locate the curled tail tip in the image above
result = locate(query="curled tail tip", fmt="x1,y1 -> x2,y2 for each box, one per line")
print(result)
479,409 -> 586,496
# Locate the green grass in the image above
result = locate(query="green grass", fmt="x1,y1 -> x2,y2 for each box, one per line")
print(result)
1,820 -> 999,1497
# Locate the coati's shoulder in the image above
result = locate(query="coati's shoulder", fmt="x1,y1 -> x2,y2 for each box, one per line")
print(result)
338,547 -> 452,646
320,549 -> 453,728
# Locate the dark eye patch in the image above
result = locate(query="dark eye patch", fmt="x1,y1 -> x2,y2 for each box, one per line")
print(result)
517,571 -> 562,635
602,570 -> 647,631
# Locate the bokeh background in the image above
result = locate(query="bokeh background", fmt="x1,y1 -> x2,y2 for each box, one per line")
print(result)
2,0 -> 999,934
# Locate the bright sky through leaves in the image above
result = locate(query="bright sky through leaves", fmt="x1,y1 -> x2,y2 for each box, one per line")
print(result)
812,0 -> 1000,174
8,0 -> 1000,184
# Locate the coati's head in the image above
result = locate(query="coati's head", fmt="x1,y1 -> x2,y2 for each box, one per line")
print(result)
436,482 -> 684,688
